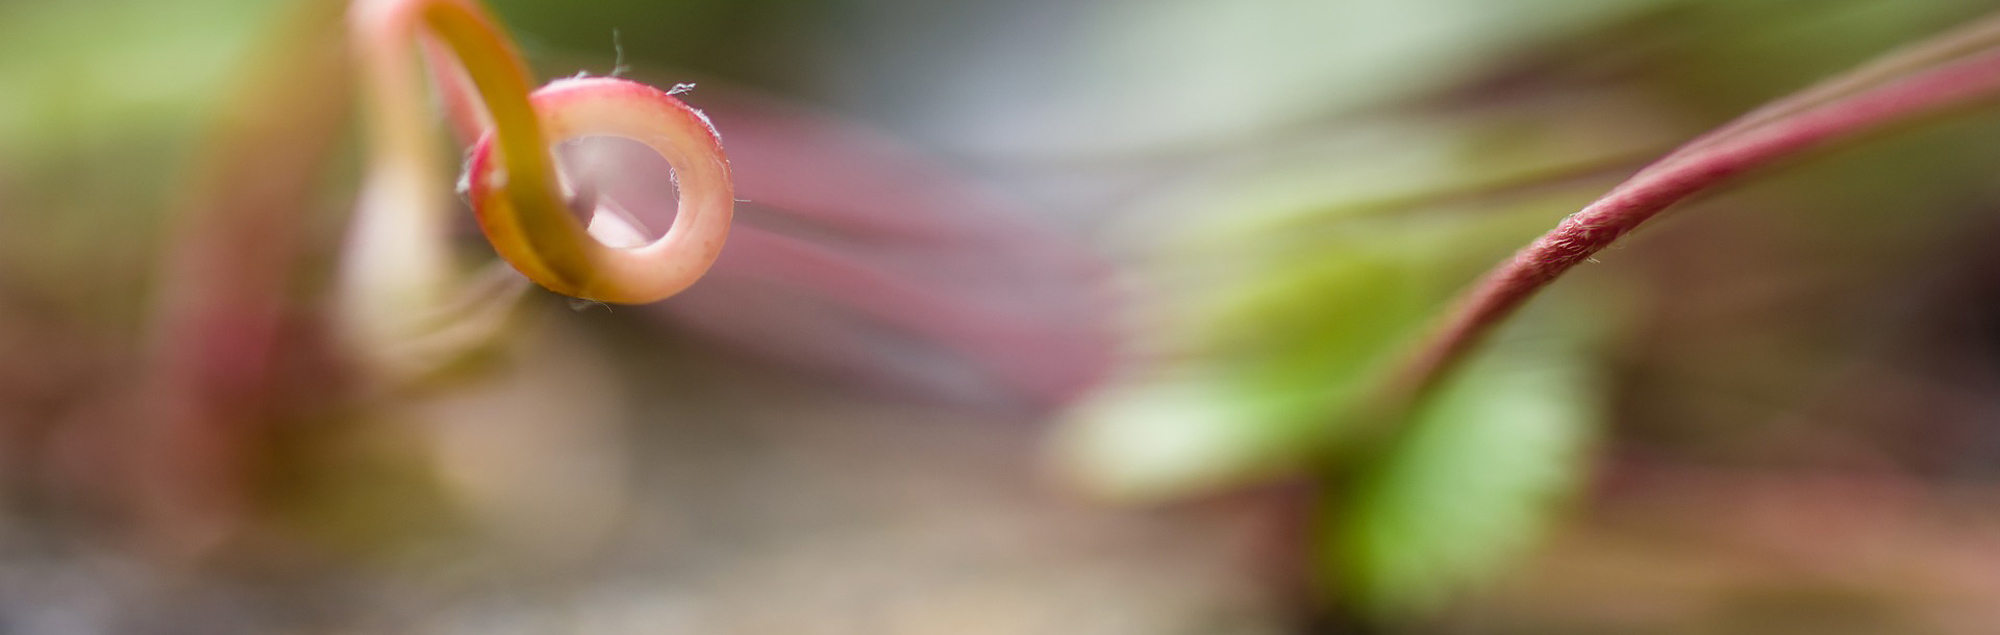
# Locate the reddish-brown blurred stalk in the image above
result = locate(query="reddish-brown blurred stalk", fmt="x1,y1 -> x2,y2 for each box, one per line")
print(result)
130,0 -> 353,557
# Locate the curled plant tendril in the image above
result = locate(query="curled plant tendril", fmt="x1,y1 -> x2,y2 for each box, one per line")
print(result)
466,77 -> 733,303
342,0 -> 730,351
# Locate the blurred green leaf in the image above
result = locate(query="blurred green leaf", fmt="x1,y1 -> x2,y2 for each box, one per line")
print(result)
0,0 -> 278,162
1055,242 -> 1437,501
1322,310 -> 1601,618
1055,201 -> 1576,501
0,0 -> 296,321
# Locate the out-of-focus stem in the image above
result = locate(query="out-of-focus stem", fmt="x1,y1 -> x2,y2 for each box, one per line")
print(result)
136,0 -> 352,557
1389,43 -> 2000,408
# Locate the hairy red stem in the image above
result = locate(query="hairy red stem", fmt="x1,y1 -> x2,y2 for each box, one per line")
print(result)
1391,46 -> 2000,404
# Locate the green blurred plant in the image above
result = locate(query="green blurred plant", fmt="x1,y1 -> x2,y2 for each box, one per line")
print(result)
1060,8 -> 2000,622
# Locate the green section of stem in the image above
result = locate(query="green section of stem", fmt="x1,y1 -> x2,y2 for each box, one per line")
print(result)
338,0 -> 585,377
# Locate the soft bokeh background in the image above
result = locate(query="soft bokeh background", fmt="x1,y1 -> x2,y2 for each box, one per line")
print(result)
7,0 -> 2000,633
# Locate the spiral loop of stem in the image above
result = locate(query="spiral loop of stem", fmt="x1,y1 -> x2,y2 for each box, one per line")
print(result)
342,0 -> 731,335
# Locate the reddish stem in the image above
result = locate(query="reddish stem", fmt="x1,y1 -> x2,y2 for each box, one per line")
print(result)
1390,47 -> 2000,405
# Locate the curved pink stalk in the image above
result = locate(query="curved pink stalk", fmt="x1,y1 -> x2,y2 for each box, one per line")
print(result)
1393,44 -> 2000,403
341,0 -> 731,351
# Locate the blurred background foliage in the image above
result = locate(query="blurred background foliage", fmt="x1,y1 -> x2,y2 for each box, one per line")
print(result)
8,0 -> 2000,633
